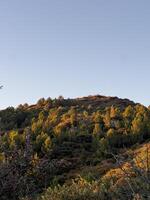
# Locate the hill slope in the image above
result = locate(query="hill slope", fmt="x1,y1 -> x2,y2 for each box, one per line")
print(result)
0,95 -> 149,200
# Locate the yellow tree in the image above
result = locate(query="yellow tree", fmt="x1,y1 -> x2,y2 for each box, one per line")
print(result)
93,123 -> 103,138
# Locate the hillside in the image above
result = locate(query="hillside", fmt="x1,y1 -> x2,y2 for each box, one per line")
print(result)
34,142 -> 150,200
0,95 -> 150,200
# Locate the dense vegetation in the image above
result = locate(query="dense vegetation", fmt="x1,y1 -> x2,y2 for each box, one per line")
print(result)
0,95 -> 150,200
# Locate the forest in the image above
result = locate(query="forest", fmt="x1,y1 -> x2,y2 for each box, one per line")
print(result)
0,95 -> 150,200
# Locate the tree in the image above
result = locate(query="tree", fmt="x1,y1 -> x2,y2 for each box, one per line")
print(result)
110,106 -> 116,118
131,110 -> 149,139
44,136 -> 52,152
37,98 -> 46,107
123,105 -> 135,119
44,97 -> 53,110
93,111 -> 103,123
93,123 -> 103,138
58,95 -> 64,100
9,130 -> 18,149
69,108 -> 77,126
104,108 -> 111,128
106,128 -> 116,138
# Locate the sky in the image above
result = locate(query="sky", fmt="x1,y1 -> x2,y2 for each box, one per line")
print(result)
0,0 -> 150,109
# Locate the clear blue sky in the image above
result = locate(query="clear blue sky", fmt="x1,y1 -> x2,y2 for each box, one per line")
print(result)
0,0 -> 150,108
